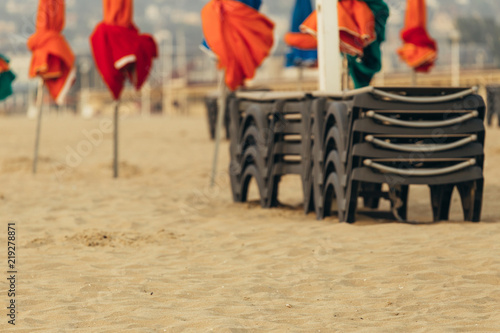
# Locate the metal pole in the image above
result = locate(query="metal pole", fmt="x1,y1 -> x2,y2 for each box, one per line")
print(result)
210,71 -> 226,188
33,79 -> 44,174
113,101 -> 119,178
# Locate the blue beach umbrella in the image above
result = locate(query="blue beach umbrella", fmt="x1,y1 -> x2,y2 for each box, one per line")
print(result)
285,0 -> 317,67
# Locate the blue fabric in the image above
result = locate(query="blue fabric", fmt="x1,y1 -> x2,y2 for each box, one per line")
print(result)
238,0 -> 261,10
201,0 -> 262,57
285,0 -> 317,67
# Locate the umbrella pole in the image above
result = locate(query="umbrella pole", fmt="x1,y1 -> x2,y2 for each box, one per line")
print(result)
297,66 -> 304,91
33,79 -> 44,174
113,100 -> 119,178
411,71 -> 417,87
210,71 -> 227,188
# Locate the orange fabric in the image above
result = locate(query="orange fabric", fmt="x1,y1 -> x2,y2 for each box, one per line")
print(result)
27,0 -> 75,105
300,11 -> 317,36
397,0 -> 437,72
103,0 -> 133,27
201,0 -> 275,91
285,32 -> 318,50
0,58 -> 9,73
91,0 -> 158,100
297,1 -> 376,57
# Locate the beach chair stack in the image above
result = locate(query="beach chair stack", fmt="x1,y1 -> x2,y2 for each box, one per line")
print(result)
343,87 -> 485,222
205,92 -> 231,140
227,87 -> 486,223
228,92 -> 311,208
486,85 -> 500,127
307,98 -> 351,221
205,88 -> 271,140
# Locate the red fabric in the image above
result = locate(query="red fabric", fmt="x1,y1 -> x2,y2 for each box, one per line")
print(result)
27,0 -> 75,104
201,0 -> 275,91
297,1 -> 376,57
90,0 -> 158,100
398,0 -> 437,72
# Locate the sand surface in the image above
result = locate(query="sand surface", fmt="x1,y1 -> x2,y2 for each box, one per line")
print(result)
0,114 -> 499,332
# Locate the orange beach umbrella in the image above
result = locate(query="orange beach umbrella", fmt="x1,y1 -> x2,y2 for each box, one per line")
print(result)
201,0 -> 275,91
294,0 -> 376,57
397,0 -> 437,72
27,0 -> 76,105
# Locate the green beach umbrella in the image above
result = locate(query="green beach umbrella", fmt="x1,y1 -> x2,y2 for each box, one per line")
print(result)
347,0 -> 390,88
0,54 -> 16,101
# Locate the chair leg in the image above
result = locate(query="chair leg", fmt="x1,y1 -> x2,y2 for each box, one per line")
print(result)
265,176 -> 280,208
429,185 -> 454,222
457,180 -> 483,222
397,185 -> 409,221
345,180 -> 360,223
362,183 -> 382,209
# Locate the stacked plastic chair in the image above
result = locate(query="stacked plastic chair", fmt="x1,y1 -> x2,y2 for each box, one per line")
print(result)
227,87 -> 486,223
228,91 -> 312,208
343,87 -> 485,223
205,92 -> 232,140
304,98 -> 350,221
486,85 -> 500,127
205,88 -> 271,140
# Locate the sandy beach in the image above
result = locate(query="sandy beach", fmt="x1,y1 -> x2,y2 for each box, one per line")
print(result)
1,113 -> 499,332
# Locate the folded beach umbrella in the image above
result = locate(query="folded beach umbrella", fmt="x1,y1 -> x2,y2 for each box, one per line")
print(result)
90,0 -> 158,178
27,0 -> 76,174
294,0 -> 388,88
299,1 -> 376,57
201,0 -> 274,186
284,0 -> 318,67
0,54 -> 16,101
397,0 -> 437,73
201,0 -> 274,90
90,0 -> 158,100
200,0 -> 263,59
347,0 -> 389,88
27,0 -> 76,105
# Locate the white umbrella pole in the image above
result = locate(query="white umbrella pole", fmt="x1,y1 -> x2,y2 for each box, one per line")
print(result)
317,0 -> 342,93
113,100 -> 119,178
33,79 -> 44,174
210,71 -> 227,188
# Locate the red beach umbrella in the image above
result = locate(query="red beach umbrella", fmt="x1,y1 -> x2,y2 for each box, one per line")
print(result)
90,0 -> 158,100
398,0 -> 437,73
90,0 -> 158,178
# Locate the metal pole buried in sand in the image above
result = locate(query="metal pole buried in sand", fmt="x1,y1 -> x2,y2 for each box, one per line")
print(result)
33,78 -> 44,174
114,100 -> 119,178
210,71 -> 227,188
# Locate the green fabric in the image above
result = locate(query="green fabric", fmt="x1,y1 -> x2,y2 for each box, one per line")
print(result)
0,71 -> 16,101
0,54 -> 15,101
346,0 -> 389,88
